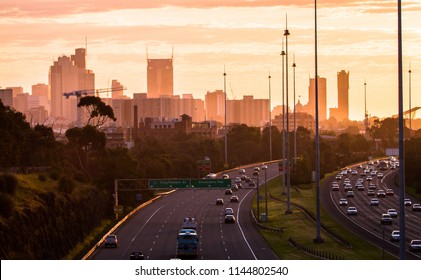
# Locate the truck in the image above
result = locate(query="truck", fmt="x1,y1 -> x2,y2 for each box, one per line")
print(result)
182,217 -> 197,230
177,229 -> 198,258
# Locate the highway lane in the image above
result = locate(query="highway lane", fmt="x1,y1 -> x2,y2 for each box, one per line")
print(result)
321,160 -> 421,259
91,162 -> 280,260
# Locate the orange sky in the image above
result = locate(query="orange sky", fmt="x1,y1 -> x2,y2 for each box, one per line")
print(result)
1,0 -> 420,120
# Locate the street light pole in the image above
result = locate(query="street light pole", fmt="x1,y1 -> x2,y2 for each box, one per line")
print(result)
409,64 -> 412,138
284,16 -> 292,214
281,40 -> 286,195
263,166 -> 268,219
224,67 -> 228,168
364,81 -> 368,139
269,70 -> 273,161
314,0 -> 323,243
293,54 -> 297,166
397,0 -> 406,260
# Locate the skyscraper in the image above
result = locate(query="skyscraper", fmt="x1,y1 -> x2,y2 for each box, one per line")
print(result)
147,55 -> 174,98
337,70 -> 349,121
305,76 -> 327,121
49,48 -> 94,120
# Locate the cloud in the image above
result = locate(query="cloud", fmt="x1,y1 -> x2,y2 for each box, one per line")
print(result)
3,0 -> 419,18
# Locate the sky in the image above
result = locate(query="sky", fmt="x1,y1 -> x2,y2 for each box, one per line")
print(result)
1,0 -> 420,121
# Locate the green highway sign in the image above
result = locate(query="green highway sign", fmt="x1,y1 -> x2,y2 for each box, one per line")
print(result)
191,179 -> 231,189
148,179 -> 231,189
148,179 -> 190,189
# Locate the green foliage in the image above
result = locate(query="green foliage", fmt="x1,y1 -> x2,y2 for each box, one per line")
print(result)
0,193 -> 15,218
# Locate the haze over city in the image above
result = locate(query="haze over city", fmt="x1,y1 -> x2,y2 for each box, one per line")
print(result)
1,0 -> 420,120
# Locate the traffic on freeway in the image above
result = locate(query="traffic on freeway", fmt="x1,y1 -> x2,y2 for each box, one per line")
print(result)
322,158 -> 421,259
90,162 -> 280,260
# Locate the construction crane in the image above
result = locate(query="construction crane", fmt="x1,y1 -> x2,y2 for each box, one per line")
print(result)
63,86 -> 126,127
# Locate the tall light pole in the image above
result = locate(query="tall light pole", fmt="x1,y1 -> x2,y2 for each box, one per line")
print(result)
269,70 -> 273,161
293,55 -> 297,165
281,40 -> 286,195
313,0 -> 323,243
409,64 -> 412,138
262,164 -> 268,220
284,16 -> 292,214
364,81 -> 368,139
397,0 -> 406,260
224,66 -> 228,168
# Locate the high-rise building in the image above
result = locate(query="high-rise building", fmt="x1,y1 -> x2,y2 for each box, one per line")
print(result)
147,56 -> 174,98
111,80 -> 125,99
205,90 -> 225,123
32,83 -> 49,99
337,70 -> 349,121
49,48 -> 94,121
304,76 -> 327,121
0,88 -> 13,107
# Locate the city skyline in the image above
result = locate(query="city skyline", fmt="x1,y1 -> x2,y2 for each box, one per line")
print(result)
1,1 -> 420,121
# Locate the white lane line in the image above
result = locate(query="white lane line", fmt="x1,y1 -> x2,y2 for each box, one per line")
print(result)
120,205 -> 166,259
237,188 -> 258,260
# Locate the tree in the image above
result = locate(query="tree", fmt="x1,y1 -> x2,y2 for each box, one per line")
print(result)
78,96 -> 116,127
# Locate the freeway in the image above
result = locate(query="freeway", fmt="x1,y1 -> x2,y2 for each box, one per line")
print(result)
321,159 -> 421,259
91,162 -> 280,260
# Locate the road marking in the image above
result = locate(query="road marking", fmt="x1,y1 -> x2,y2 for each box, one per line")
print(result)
237,189 -> 258,260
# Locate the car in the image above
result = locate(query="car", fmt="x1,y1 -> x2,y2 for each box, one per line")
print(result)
386,189 -> 394,196
390,230 -> 400,242
248,181 -> 256,187
344,184 -> 352,191
254,167 -> 260,172
347,206 -> 358,215
339,198 -> 348,206
130,251 -> 145,260
230,195 -> 239,203
366,176 -> 373,181
381,214 -> 392,225
253,170 -> 260,176
240,175 -> 247,181
412,203 -> 421,212
239,168 -> 246,174
331,185 -> 339,191
231,184 -> 239,191
206,173 -> 217,179
222,174 -> 229,179
261,165 -> 268,170
387,209 -> 398,217
404,198 -> 412,206
234,177 -> 241,184
225,189 -> 233,195
224,207 -> 234,215
104,234 -> 118,248
377,190 -> 386,198
377,172 -> 384,179
346,191 -> 354,198
367,190 -> 375,196
357,185 -> 365,191
370,198 -> 379,206
351,170 -> 358,175
224,214 -> 236,224
335,174 -> 343,180
216,198 -> 224,205
368,184 -> 377,190
409,240 -> 421,252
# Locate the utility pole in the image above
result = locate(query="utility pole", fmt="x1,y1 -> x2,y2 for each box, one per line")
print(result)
268,70 -> 272,161
281,40 -> 286,195
224,66 -> 228,168
284,15 -> 292,214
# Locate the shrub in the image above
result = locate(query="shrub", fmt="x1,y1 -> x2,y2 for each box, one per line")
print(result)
0,193 -> 15,218
38,174 -> 47,182
50,170 -> 59,181
58,177 -> 75,194
0,174 -> 18,196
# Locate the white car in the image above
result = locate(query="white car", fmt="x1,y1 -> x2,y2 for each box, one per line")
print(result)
404,198 -> 412,206
224,207 -> 234,216
377,172 -> 384,179
387,208 -> 398,218
239,168 -> 246,174
370,198 -> 379,206
347,206 -> 358,215
390,230 -> 400,242
339,198 -> 348,206
409,240 -> 421,252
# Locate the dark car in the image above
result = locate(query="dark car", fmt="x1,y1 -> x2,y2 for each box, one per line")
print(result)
380,214 -> 392,225
225,189 -> 233,195
230,196 -> 239,203
216,198 -> 224,205
130,251 -> 145,260
224,214 -> 236,224
104,234 -> 118,248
